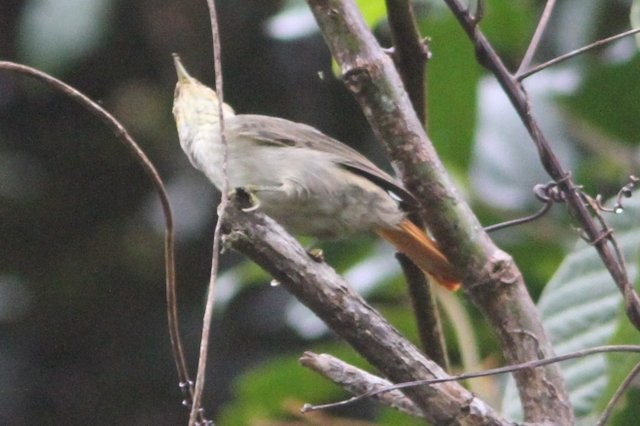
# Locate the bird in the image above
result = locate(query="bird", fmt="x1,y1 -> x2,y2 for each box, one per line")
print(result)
171,54 -> 459,290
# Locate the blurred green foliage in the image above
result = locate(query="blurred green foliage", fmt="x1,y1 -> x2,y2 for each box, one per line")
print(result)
564,55 -> 640,143
2,0 -> 640,424
502,191 -> 640,421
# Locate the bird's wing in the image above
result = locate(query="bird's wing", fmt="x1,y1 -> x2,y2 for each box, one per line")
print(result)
230,114 -> 418,206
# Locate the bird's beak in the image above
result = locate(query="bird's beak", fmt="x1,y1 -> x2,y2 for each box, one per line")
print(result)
172,53 -> 195,84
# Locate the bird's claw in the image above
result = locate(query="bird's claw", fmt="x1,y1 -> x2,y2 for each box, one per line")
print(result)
230,187 -> 261,212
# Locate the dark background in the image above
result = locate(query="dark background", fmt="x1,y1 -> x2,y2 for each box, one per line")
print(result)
0,1 -> 385,424
1,0 -> 638,424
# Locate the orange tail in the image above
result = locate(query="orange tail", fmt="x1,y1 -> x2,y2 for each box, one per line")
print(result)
376,219 -> 460,291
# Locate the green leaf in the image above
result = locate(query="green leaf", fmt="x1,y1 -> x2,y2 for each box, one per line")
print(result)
217,351 -> 341,425
217,343 -> 423,424
418,11 -> 480,172
562,55 -> 640,144
355,0 -> 387,29
597,352 -> 640,424
470,69 -> 579,210
631,0 -> 640,49
480,0 -> 536,57
327,1 -> 386,76
594,251 -> 640,423
502,191 -> 640,421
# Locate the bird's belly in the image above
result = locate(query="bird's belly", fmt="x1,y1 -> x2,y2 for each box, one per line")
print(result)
254,159 -> 405,239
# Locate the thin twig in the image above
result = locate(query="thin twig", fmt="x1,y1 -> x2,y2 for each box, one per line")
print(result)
596,360 -> 640,426
485,179 -> 571,232
517,0 -> 556,74
303,344 -> 640,413
484,201 -> 552,233
518,27 -> 640,80
487,175 -> 637,236
594,175 -> 639,214
188,0 -> 227,424
0,60 -> 193,407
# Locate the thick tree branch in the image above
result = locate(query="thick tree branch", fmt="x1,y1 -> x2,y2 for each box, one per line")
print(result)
305,1 -> 572,424
221,201 -> 509,425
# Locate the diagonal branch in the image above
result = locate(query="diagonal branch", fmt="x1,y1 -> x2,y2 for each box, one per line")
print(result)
299,352 -> 426,418
518,27 -> 640,80
517,0 -> 556,74
306,1 -> 573,424
442,0 -> 640,331
221,200 -> 509,425
305,344 -> 640,413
